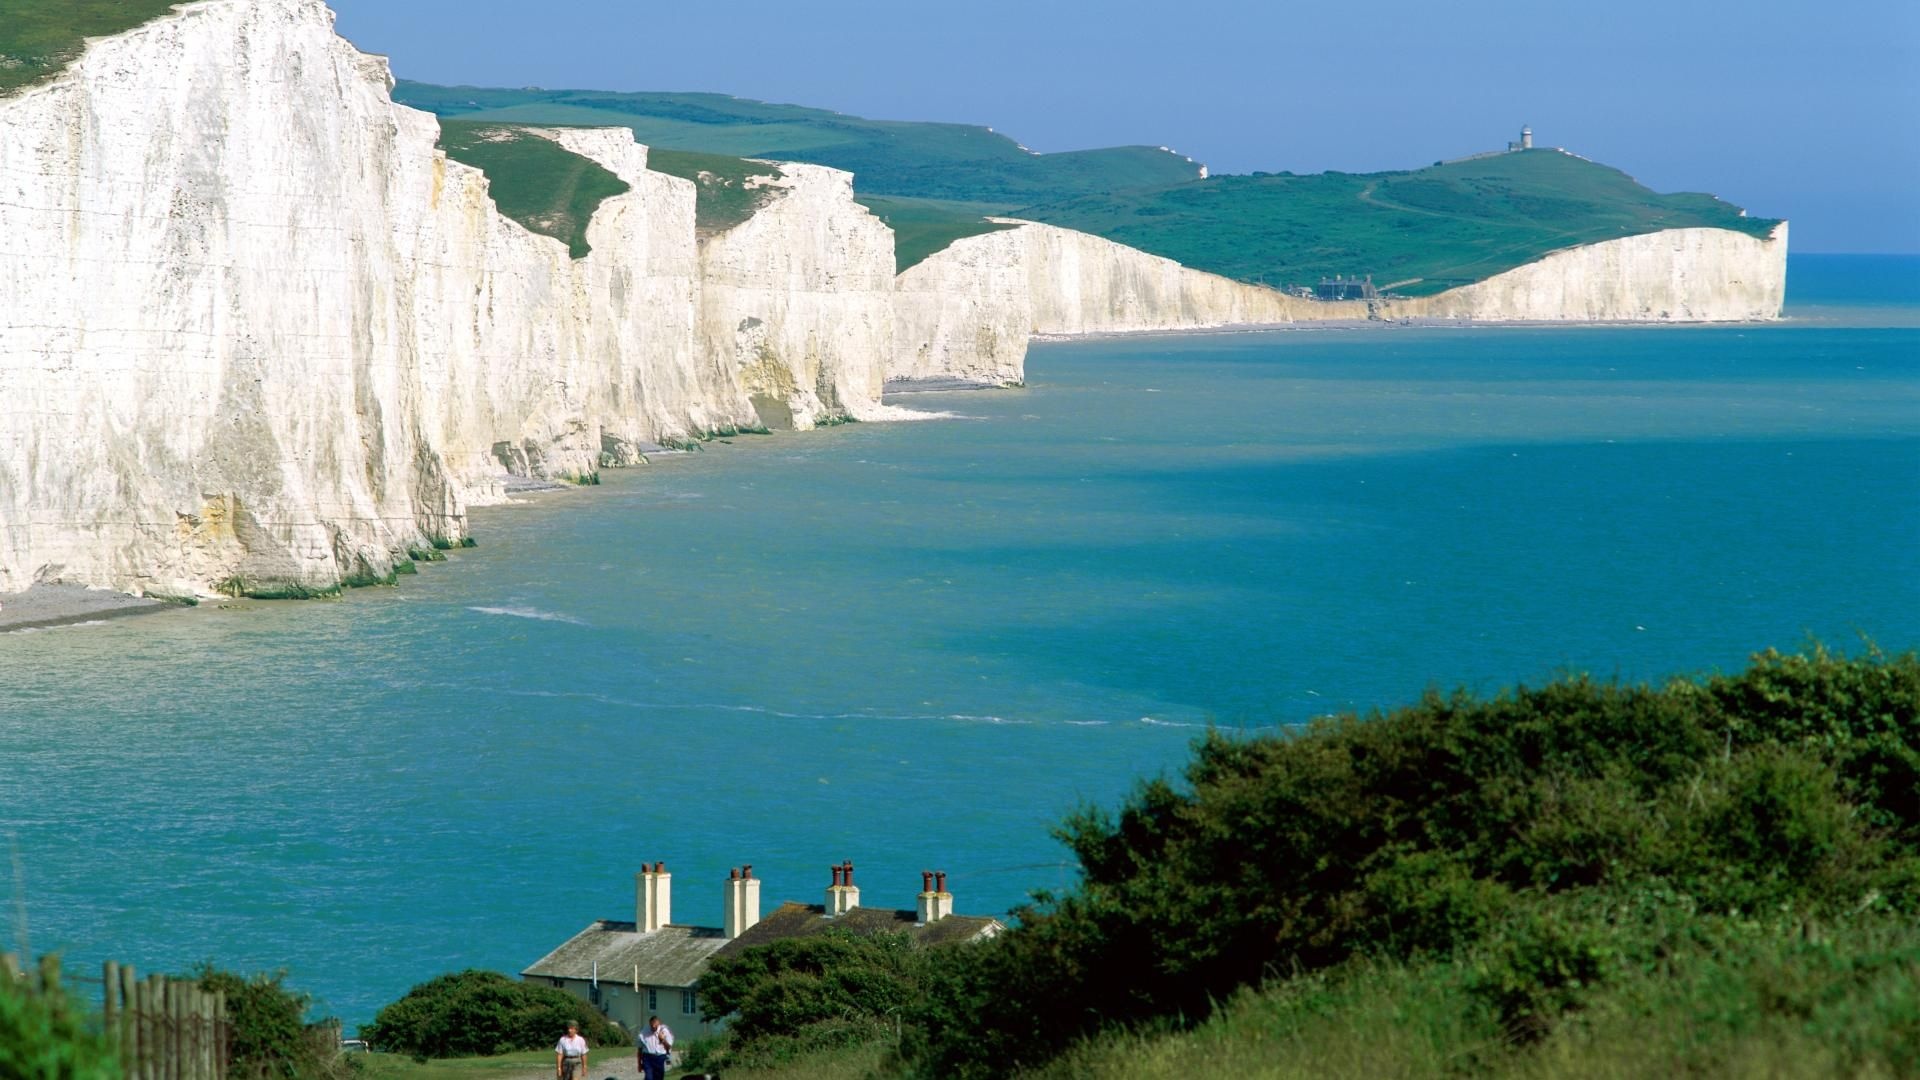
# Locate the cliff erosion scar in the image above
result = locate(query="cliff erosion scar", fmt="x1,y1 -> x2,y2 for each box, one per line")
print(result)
0,0 -> 1788,601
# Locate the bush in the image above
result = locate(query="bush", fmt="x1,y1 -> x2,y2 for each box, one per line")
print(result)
0,964 -> 118,1080
693,931 -> 934,1070
360,970 -> 621,1059
902,645 -> 1920,1076
188,965 -> 349,1080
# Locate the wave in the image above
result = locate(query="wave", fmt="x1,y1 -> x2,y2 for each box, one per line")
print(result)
3,619 -> 109,635
466,605 -> 589,626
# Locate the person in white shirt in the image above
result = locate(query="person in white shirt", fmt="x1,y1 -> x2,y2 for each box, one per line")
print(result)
636,1015 -> 674,1080
554,1021 -> 589,1080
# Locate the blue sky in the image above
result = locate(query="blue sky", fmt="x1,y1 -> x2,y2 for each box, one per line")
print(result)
327,0 -> 1919,253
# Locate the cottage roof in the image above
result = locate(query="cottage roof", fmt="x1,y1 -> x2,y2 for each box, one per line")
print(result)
522,920 -> 730,989
715,901 -> 1001,957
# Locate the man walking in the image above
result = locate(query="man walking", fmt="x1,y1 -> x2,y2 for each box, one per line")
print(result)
636,1015 -> 674,1080
554,1021 -> 589,1080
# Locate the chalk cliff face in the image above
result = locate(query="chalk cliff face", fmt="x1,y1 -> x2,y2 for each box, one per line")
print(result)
1409,224 -> 1789,322
892,219 -> 1789,387
892,222 -> 1365,385
0,0 -> 1789,599
697,164 -> 897,429
0,0 -> 883,597
0,0 -> 462,596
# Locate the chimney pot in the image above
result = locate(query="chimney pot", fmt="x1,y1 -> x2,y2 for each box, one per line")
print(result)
936,871 -> 948,893
725,862 -> 762,939
922,870 -> 933,892
638,863 -> 672,932
844,860 -> 855,885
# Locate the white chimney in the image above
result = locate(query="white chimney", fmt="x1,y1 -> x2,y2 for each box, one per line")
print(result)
917,870 -> 953,923
724,865 -> 762,938
826,860 -> 860,916
636,861 -> 671,932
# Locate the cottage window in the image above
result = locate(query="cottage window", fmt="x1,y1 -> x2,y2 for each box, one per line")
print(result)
647,988 -> 657,1012
682,989 -> 697,1014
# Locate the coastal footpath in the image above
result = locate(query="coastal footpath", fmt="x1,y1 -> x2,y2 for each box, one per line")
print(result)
0,0 -> 1788,601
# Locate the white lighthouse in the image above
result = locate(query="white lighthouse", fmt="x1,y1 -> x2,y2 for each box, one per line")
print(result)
1521,125 -> 1534,150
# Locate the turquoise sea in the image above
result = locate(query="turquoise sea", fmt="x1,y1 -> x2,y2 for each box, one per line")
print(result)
2,255 -> 1917,1027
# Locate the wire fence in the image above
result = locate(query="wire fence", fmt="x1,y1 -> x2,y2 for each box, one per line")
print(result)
3,952 -> 232,1080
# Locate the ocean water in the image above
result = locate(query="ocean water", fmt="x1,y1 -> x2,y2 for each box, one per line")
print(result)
1,256 -> 1916,1027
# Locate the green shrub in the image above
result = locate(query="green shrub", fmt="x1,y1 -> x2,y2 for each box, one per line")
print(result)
187,965 -> 348,1080
696,931 -> 930,1070
0,965 -> 118,1079
360,970 -> 621,1059
1468,910 -> 1613,1045
903,645 -> 1920,1076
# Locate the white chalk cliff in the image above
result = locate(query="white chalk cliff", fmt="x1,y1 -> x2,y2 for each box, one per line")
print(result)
892,221 -> 1789,386
0,0 -> 1788,599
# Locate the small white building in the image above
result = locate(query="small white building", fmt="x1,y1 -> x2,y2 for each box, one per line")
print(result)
522,862 -> 1002,1038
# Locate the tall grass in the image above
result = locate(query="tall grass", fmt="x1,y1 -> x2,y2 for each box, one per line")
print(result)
0,0 -> 182,96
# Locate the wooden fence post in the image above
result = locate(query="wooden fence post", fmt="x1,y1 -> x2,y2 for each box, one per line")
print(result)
168,978 -> 183,1080
197,987 -> 213,1080
120,964 -> 141,1077
144,975 -> 162,1080
212,991 -> 228,1080
103,961 -> 119,1031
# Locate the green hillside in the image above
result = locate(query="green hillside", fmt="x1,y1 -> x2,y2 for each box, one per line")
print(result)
644,148 -> 782,235
398,83 -> 1779,289
0,0 -> 181,95
683,645 -> 1919,1080
435,122 -> 629,258
396,81 -> 1196,269
1014,150 -> 1782,295
855,196 -> 1021,271
393,81 -> 1202,204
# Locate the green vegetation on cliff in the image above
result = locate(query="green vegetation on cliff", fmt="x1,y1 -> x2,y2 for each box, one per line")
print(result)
395,81 -> 1195,269
435,121 -> 630,259
0,0 -> 181,96
689,644 -> 1919,1079
644,148 -> 782,235
854,196 -> 1019,272
394,82 -> 1201,205
1014,149 -> 1783,295
398,82 -> 1780,290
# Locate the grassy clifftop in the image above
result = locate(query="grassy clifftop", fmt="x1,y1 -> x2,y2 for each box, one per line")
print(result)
0,0 -> 182,95
643,148 -> 782,235
394,81 -> 1202,205
399,82 -> 1780,287
435,122 -> 629,258
396,81 -> 1196,270
1014,149 -> 1783,296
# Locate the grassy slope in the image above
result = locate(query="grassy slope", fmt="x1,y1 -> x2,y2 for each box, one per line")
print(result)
1014,150 -> 1783,295
855,196 -> 1021,272
1029,922 -> 1920,1080
395,81 -> 1196,269
0,0 -> 182,95
393,82 -> 1201,204
396,85 -> 1780,289
435,121 -> 630,259
644,148 -> 782,235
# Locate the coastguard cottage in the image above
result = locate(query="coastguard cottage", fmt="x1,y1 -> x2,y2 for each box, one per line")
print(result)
521,861 -> 1003,1036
